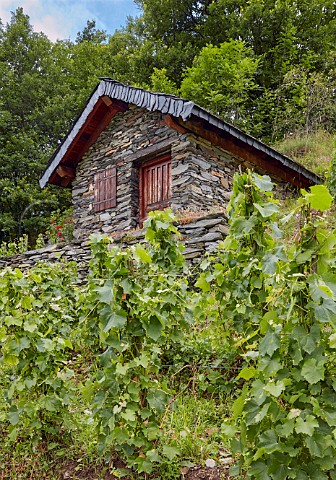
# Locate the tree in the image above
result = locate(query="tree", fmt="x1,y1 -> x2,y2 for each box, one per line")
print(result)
76,19 -> 107,44
0,9 -> 110,243
180,40 -> 259,131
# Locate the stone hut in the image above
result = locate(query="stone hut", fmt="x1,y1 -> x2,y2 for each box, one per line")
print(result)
40,79 -> 320,240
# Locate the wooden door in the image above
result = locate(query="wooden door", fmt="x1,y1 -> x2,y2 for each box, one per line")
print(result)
139,154 -> 171,222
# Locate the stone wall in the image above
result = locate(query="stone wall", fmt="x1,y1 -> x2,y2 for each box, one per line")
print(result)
1,213 -> 229,277
72,105 -> 243,239
70,103 -> 295,240
72,106 -> 179,238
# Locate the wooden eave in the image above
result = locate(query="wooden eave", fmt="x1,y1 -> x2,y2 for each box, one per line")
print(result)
45,96 -> 128,187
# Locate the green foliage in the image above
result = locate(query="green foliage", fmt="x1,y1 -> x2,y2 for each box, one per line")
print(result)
328,137 -> 336,198
84,210 -> 192,473
204,171 -> 336,478
180,41 -> 259,129
0,234 -> 29,257
46,209 -> 74,244
0,9 -> 108,243
270,68 -> 336,141
1,2 -> 335,247
149,68 -> 178,95
1,185 -> 336,478
0,262 -> 80,443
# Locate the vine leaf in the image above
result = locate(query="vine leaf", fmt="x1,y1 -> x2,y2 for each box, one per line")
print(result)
301,359 -> 325,384
259,331 -> 280,356
162,445 -> 180,460
264,380 -> 285,397
295,415 -> 319,436
306,185 -> 333,211
95,280 -> 113,304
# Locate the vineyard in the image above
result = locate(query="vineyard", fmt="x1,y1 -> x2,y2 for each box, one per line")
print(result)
1,171 -> 336,479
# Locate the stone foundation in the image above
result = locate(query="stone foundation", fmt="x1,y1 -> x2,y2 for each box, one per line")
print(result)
1,212 -> 229,278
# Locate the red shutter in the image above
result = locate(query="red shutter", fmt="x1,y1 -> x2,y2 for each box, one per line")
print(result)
139,154 -> 171,222
94,167 -> 117,212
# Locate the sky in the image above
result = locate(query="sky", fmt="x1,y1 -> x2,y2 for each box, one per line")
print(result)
0,0 -> 141,41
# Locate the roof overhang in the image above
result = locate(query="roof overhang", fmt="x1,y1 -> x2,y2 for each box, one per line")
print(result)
40,78 -> 321,189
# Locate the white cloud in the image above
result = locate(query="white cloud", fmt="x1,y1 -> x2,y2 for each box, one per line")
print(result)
0,0 -> 139,41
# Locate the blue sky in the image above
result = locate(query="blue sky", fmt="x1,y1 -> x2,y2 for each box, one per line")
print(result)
0,0 -> 142,41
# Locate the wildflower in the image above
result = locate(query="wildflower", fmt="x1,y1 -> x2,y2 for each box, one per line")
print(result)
57,232 -> 62,237
60,237 -> 65,241
56,225 -> 61,229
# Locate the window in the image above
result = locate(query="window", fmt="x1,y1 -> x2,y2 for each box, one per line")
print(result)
93,166 -> 117,212
139,153 -> 171,222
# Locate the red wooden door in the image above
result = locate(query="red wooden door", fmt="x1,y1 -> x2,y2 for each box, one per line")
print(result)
139,154 -> 171,222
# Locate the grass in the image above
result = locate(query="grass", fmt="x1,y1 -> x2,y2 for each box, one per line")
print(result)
273,129 -> 334,177
160,394 -> 232,460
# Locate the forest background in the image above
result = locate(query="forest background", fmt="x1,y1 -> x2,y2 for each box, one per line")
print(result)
0,0 -> 336,244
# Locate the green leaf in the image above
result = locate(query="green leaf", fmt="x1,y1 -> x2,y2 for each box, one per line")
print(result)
305,435 -> 326,458
8,410 -> 19,426
44,396 -> 61,412
258,429 -> 279,453
162,445 -> 180,461
276,418 -> 295,438
264,380 -> 285,397
195,274 -> 211,292
249,460 -> 271,479
121,278 -> 132,294
147,389 -> 169,413
112,427 -> 129,444
307,185 -> 333,211
252,174 -> 274,192
238,366 -> 256,380
329,333 -> 336,348
103,310 -> 127,331
134,352 -> 150,368
144,316 -> 163,341
121,409 -> 136,422
3,354 -> 19,366
301,358 -> 325,384
245,400 -> 270,425
116,363 -> 129,375
36,338 -> 55,352
254,202 -> 279,218
21,295 -> 32,309
23,321 -> 38,332
95,279 -> 113,304
134,245 -> 152,263
221,423 -> 237,437
295,415 -> 319,436
146,449 -> 161,463
296,249 -> 314,264
259,331 -> 280,357
232,394 -> 245,419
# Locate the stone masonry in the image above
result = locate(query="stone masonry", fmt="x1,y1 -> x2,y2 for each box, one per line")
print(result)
1,212 -> 229,278
72,105 -> 249,239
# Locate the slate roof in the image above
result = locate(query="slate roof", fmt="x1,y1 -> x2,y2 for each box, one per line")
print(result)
40,78 -> 321,188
